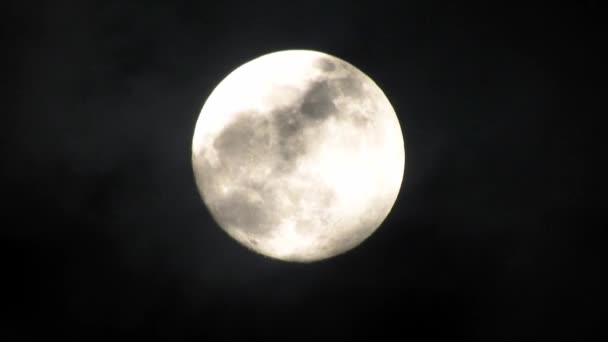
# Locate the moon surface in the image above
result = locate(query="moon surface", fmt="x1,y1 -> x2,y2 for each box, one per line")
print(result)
192,50 -> 405,262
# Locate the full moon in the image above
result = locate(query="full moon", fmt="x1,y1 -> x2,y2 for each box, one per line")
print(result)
192,50 -> 406,262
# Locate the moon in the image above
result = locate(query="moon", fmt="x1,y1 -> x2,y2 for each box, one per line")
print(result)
192,50 -> 406,263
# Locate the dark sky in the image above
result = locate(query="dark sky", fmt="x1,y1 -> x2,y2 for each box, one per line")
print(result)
4,1 -> 605,340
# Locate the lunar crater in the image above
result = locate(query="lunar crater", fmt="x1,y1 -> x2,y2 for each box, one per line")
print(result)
315,57 -> 336,71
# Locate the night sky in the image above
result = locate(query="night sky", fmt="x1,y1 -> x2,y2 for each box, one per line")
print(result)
4,1 -> 605,340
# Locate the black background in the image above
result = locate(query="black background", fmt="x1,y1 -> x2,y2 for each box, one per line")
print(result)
4,1 -> 606,340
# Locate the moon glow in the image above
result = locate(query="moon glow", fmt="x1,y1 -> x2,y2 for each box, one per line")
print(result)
192,50 -> 406,262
